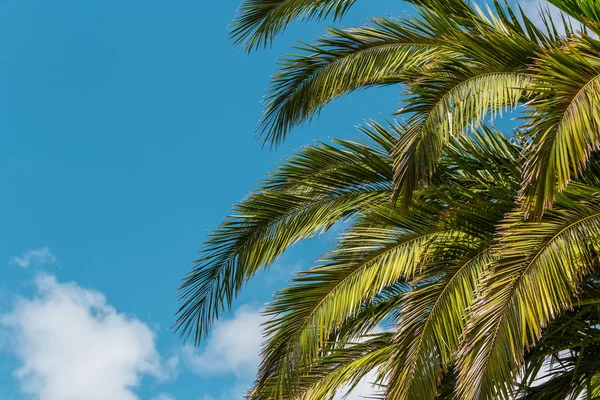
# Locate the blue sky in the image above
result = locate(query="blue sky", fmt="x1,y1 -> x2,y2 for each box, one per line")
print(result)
0,1 -> 557,399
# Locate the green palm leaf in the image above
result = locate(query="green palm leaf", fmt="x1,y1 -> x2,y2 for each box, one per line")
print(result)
230,0 -> 357,51
385,241 -> 494,400
253,215 -> 438,398
175,128 -> 395,342
259,18 -> 454,146
548,0 -> 600,34
457,202 -> 600,399
522,36 -> 600,218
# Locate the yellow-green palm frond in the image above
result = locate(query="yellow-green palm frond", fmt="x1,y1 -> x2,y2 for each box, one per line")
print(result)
296,336 -> 390,400
456,201 -> 600,399
392,68 -> 530,209
275,333 -> 392,400
522,36 -> 600,218
385,240 -> 494,400
175,127 -> 396,343
252,213 -> 439,398
259,17 -> 456,146
390,2 -> 549,207
252,285 -> 404,399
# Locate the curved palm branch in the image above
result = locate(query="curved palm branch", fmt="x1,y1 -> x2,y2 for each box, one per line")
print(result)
391,4 -> 543,206
259,17 -> 456,146
230,0 -> 358,52
456,201 -> 600,399
257,1 -> 549,148
297,336 -> 390,400
251,126 -> 522,399
548,0 -> 600,34
254,214 -> 438,398
175,126 -> 396,342
253,285 -> 405,399
385,241 -> 494,400
274,333 -> 391,400
522,36 -> 600,218
392,68 -> 529,208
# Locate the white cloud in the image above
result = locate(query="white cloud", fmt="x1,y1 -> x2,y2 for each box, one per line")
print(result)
10,247 -> 57,269
0,274 -> 175,400
182,305 -> 265,377
151,394 -> 176,400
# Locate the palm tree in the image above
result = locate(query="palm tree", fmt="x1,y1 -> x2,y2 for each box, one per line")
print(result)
177,1 -> 600,398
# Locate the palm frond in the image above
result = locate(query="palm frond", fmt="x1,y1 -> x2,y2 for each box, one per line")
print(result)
457,202 -> 600,399
259,18 -> 454,146
294,333 -> 391,400
547,0 -> 600,34
252,214 -> 439,398
522,36 -> 600,218
392,70 -> 529,209
176,129 -> 395,342
385,240 -> 494,400
518,303 -> 600,399
230,0 -> 357,51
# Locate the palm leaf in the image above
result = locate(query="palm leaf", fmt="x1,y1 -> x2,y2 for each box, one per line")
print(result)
176,129 -> 396,342
522,36 -> 600,218
457,201 -> 600,399
253,214 -> 439,398
385,241 -> 494,400
230,0 -> 357,51
259,18 -> 455,146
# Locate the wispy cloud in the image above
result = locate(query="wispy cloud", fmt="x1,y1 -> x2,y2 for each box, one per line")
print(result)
151,394 -> 176,400
0,274 -> 176,400
10,247 -> 58,269
182,305 -> 265,378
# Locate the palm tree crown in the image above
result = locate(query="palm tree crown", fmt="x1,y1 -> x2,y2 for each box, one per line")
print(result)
177,1 -> 600,398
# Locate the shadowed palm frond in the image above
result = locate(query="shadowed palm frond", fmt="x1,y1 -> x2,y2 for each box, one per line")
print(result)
517,302 -> 600,399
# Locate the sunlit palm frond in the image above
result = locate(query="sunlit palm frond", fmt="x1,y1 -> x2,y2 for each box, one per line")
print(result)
294,333 -> 391,400
252,214 -> 438,398
252,287 -> 404,399
260,18 -> 455,146
392,69 -> 529,208
176,130 -> 395,342
522,36 -> 600,218
457,201 -> 600,399
385,239 -> 494,400
390,6 -> 540,206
